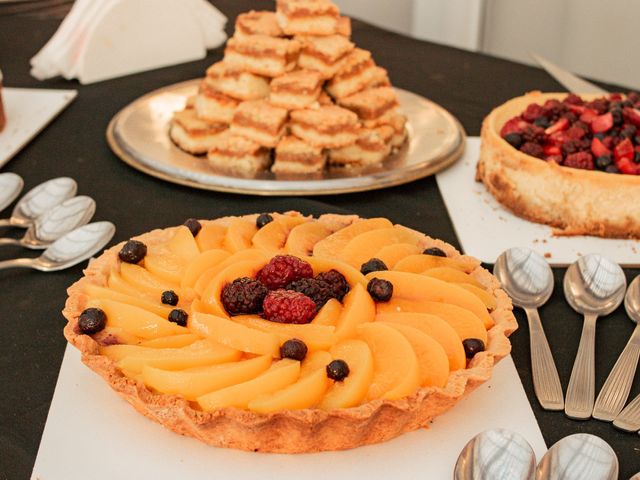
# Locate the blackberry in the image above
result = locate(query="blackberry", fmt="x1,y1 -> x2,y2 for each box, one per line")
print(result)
256,213 -> 274,229
326,359 -> 350,381
533,117 -> 550,129
78,308 -> 106,335
161,290 -> 179,306
315,269 -> 350,301
635,151 -> 640,164
621,125 -> 637,139
168,309 -> 188,327
605,164 -> 620,174
257,255 -> 313,290
280,339 -> 308,361
560,111 -> 578,123
520,142 -> 544,159
183,218 -> 202,236
286,277 -> 334,309
118,240 -> 147,264
367,278 -> 393,302
463,338 -> 485,359
221,277 -> 268,315
503,132 -> 523,149
595,155 -> 613,170
611,108 -> 624,126
564,152 -> 594,170
521,124 -> 545,144
360,258 -> 388,275
423,247 -> 446,257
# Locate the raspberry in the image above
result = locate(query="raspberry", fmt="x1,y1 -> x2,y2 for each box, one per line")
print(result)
542,99 -> 567,119
520,142 -> 544,159
286,277 -> 334,309
564,152 -> 594,170
315,269 -> 350,301
257,255 -> 313,290
221,277 -> 268,315
564,93 -> 584,106
565,126 -> 586,140
521,124 -> 545,143
522,103 -> 544,122
586,98 -> 609,114
263,289 -> 316,324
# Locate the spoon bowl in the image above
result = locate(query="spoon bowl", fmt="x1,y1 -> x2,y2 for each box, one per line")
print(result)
0,173 -> 24,213
535,433 -> 618,480
625,275 -> 640,324
454,428 -> 536,480
0,177 -> 77,228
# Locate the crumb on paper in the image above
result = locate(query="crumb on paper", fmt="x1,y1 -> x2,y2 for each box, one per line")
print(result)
542,239 -> 548,244
544,252 -> 552,259
533,239 -> 539,244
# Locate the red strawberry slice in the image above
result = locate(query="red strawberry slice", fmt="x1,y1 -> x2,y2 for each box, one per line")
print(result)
568,104 -> 586,114
544,145 -> 561,156
615,138 -> 635,161
547,131 -> 568,147
579,109 -> 599,124
545,118 -> 569,135
591,112 -> 614,133
500,117 -> 528,137
615,157 -> 640,175
591,137 -> 611,157
623,107 -> 640,127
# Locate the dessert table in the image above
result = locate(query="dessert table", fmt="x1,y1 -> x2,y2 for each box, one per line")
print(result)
1,1 -> 639,477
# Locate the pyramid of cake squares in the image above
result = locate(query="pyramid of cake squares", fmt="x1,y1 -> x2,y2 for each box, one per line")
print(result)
169,0 -> 408,174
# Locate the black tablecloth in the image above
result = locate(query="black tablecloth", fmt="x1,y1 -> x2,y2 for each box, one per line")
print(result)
1,1 -> 639,478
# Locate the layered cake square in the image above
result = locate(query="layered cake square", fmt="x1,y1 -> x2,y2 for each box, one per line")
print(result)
276,0 -> 340,35
339,87 -> 399,123
329,126 -> 394,167
272,135 -> 327,173
235,10 -> 283,39
230,100 -> 289,147
205,62 -> 270,101
269,70 -> 323,109
326,48 -> 379,99
296,34 -> 354,79
290,105 -> 359,148
195,82 -> 239,124
169,108 -> 228,155
224,35 -> 301,78
207,132 -> 272,173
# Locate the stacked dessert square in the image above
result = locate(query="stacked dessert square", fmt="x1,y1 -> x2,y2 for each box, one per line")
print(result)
169,0 -> 408,174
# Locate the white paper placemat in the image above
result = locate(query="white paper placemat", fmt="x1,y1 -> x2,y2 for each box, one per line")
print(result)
0,87 -> 77,169
32,346 -> 546,480
436,137 -> 640,266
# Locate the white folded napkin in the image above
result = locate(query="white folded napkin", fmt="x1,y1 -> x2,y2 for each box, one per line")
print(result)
30,0 -> 227,84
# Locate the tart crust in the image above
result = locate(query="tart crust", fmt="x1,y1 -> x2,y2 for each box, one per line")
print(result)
477,91 -> 640,238
63,213 -> 517,453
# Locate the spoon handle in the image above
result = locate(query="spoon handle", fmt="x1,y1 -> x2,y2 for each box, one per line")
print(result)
593,326 -> 640,421
0,218 -> 13,227
565,313 -> 598,420
524,307 -> 564,410
0,258 -> 35,271
0,237 -> 23,247
613,391 -> 640,432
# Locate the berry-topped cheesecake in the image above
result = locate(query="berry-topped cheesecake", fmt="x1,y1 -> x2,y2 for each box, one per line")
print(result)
63,212 -> 516,452
477,91 -> 640,238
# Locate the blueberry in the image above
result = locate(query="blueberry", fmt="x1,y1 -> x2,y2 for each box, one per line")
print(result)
118,240 -> 147,264
161,290 -> 179,306
594,132 -> 606,140
462,338 -> 485,359
256,213 -> 274,229
326,359 -> 350,381
611,108 -> 623,126
78,308 -> 107,335
634,151 -> 640,164
595,155 -> 612,169
280,338 -> 308,361
183,218 -> 202,236
605,164 -> 620,174
533,117 -> 550,129
503,132 -> 523,149
367,278 -> 393,302
168,309 -> 188,327
635,136 -> 640,145
423,247 -> 447,257
360,258 -> 388,275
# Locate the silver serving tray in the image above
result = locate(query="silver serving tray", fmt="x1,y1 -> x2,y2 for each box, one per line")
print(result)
107,80 -> 466,195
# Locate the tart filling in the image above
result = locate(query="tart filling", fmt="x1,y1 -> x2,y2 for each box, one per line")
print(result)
63,212 -> 516,453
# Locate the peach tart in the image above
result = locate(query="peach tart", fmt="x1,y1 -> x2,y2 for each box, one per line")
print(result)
63,212 -> 517,452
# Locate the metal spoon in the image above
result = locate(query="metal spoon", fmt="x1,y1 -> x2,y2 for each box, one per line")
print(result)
0,177 -> 77,228
0,196 -> 96,250
563,255 -> 626,420
0,222 -> 115,272
0,173 -> 24,213
535,433 -> 618,480
454,428 -> 536,480
593,275 -> 640,421
494,248 -> 564,410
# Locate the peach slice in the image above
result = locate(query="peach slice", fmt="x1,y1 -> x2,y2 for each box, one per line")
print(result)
300,350 -> 333,376
196,359 -> 300,411
196,222 -> 227,251
338,227 -> 422,268
223,218 -> 258,253
96,326 -> 141,346
249,365 -> 330,413
422,267 -> 484,288
138,333 -> 200,349
84,284 -> 173,318
101,339 -> 241,374
189,312 -> 281,357
334,283 -> 376,340
200,258 -> 270,317
107,269 -> 155,301
380,322 -> 449,388
190,298 -> 219,316
376,312 -> 466,371
394,254 -> 477,274
119,263 -> 183,299
376,298 -> 488,343
251,215 -> 308,252
284,221 -> 332,256
373,243 -> 422,269
144,246 -> 185,284
233,315 -> 337,351
87,298 -> 188,339
168,225 -> 201,262
180,249 -> 230,290
193,249 -> 269,296
318,339 -> 374,409
311,298 -> 342,326
303,256 -> 368,288
365,270 -> 494,328
358,322 -> 420,400
457,284 -> 497,311
312,218 -> 393,259
142,355 -> 272,400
